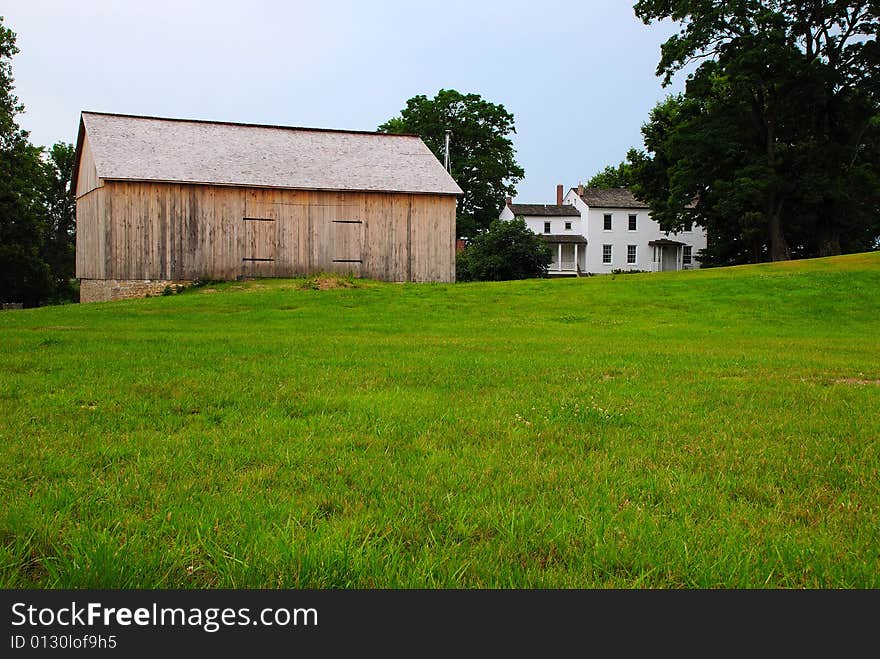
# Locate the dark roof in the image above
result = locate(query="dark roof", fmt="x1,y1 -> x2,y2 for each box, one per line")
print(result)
648,238 -> 686,247
575,187 -> 649,209
538,234 -> 587,244
509,203 -> 580,217
72,111 -> 462,196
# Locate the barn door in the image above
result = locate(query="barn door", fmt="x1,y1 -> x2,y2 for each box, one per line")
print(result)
242,203 -> 277,278
331,217 -> 363,276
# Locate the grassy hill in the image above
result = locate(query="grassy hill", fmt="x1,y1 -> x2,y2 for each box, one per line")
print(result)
1,252 -> 878,588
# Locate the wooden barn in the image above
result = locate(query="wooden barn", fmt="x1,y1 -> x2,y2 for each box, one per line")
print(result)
72,112 -> 462,302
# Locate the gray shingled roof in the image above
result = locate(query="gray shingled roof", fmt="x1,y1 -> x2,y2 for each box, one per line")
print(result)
538,234 -> 587,244
576,187 -> 649,209
509,203 -> 580,217
76,112 -> 463,196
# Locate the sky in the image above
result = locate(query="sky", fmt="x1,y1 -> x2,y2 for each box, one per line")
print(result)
4,0 -> 687,203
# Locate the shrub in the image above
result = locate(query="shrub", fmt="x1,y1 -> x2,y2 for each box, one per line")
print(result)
455,249 -> 473,282
456,218 -> 552,281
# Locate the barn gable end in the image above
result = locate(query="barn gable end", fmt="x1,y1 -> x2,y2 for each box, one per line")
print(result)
74,129 -> 102,198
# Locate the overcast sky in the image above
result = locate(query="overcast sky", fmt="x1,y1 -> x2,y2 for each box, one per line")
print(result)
4,0 -> 686,203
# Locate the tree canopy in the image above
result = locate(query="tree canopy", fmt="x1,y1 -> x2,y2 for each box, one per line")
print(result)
43,142 -> 77,297
0,16 -> 76,306
379,89 -> 524,239
630,1 -> 880,264
585,161 -> 635,189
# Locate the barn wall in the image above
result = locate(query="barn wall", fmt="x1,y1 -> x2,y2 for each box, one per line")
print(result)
75,132 -> 101,198
79,181 -> 456,298
410,194 -> 457,282
75,187 -> 107,279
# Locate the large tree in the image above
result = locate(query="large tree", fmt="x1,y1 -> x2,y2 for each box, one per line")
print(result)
0,17 -> 76,305
379,89 -> 524,239
0,16 -> 52,306
42,141 -> 77,301
631,1 -> 880,263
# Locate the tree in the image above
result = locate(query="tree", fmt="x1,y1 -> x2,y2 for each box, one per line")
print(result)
456,217 -> 552,281
0,16 -> 53,306
0,17 -> 77,305
631,1 -> 880,263
42,142 -> 77,301
379,89 -> 525,239
586,161 -> 635,189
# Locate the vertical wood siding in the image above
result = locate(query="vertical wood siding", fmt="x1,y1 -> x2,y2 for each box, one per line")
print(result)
74,187 -> 106,279
79,182 -> 456,282
74,132 -> 102,198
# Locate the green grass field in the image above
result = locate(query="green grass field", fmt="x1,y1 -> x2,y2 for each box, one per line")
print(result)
1,252 -> 878,588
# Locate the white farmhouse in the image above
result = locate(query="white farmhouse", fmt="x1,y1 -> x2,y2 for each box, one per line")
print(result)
497,200 -> 586,275
499,184 -> 708,276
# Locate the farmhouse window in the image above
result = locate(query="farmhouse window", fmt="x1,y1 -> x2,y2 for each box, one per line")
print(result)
627,245 -> 637,264
602,244 -> 612,264
683,245 -> 693,265
544,222 -> 551,234
565,222 -> 572,231
603,214 -> 612,231
628,214 -> 637,231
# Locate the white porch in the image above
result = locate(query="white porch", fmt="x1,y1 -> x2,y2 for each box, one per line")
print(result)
545,237 -> 588,276
649,239 -> 689,272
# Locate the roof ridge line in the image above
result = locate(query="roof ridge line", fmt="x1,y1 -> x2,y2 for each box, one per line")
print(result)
80,110 -> 422,139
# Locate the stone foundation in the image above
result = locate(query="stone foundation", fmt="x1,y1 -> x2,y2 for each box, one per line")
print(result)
80,279 -> 192,303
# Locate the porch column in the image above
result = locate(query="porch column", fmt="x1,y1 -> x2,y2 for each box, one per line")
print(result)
573,243 -> 578,272
557,243 -> 562,272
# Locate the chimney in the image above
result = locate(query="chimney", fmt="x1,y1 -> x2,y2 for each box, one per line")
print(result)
505,196 -> 512,208
577,183 -> 584,197
556,184 -> 564,205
